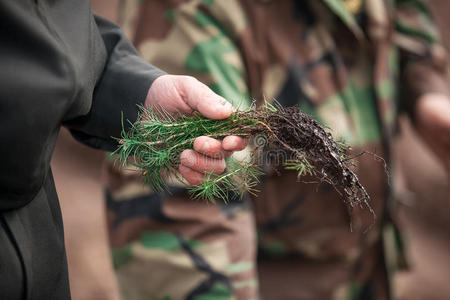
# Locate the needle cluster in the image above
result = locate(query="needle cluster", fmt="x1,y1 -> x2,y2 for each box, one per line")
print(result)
115,106 -> 262,202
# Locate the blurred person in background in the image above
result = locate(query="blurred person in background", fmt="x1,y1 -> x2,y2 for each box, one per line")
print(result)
100,0 -> 450,299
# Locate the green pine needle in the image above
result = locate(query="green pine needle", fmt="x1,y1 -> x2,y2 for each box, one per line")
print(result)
114,106 -> 262,200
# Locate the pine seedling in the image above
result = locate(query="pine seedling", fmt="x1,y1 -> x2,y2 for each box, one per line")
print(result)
114,104 -> 374,215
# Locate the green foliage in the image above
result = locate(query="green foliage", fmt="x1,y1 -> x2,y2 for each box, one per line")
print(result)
189,158 -> 264,203
114,106 -> 261,201
284,158 -> 315,181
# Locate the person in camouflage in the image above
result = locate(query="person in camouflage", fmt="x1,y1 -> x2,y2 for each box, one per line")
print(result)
105,0 -> 450,299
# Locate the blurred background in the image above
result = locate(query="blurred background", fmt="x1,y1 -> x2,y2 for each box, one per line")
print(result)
51,0 -> 450,299
393,1 -> 450,299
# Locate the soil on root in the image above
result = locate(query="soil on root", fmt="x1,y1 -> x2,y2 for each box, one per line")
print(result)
247,106 -> 375,222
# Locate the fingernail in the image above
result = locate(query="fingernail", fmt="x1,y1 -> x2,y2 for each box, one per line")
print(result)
202,141 -> 210,153
224,101 -> 232,110
227,138 -> 238,150
218,98 -> 232,109
217,97 -> 228,106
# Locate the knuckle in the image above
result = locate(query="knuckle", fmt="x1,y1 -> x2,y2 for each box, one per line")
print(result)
182,75 -> 199,86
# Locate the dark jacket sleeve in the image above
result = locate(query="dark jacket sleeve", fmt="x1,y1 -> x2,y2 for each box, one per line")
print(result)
68,15 -> 166,151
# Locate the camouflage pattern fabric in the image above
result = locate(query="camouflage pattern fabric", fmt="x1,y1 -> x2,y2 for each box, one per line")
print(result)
105,0 -> 448,299
105,161 -> 258,300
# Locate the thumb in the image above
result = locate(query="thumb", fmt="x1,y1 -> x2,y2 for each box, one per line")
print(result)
176,76 -> 233,120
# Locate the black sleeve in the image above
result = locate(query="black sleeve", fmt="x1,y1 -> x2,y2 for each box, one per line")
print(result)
68,15 -> 166,151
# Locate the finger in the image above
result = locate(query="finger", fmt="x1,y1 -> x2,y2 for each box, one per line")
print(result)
178,164 -> 204,186
180,149 -> 226,174
193,136 -> 227,158
222,136 -> 247,151
177,76 -> 233,120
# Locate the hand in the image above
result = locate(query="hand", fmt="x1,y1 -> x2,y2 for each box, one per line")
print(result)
145,75 -> 247,185
415,93 -> 450,171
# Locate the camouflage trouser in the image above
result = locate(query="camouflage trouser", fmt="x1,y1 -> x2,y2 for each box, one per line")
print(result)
257,242 -> 390,300
105,164 -> 258,300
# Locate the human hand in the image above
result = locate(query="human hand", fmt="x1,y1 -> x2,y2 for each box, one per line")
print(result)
145,75 -> 247,185
415,93 -> 450,171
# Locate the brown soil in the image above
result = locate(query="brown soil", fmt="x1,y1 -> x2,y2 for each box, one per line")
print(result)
252,106 -> 374,217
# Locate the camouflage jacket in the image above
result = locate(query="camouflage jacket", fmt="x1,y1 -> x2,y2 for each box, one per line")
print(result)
121,0 -> 447,144
109,0 -> 448,299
